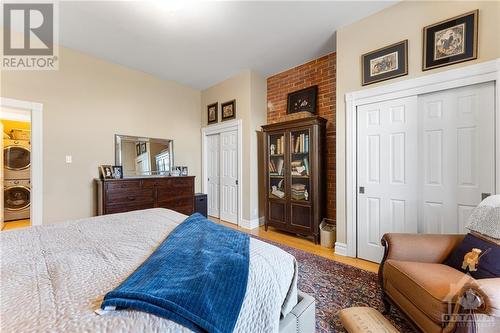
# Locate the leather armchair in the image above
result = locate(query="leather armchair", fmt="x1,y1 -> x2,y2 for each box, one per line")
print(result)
379,233 -> 500,333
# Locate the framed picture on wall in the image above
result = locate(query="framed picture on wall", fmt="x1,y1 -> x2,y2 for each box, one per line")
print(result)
423,10 -> 478,71
207,102 -> 218,124
221,100 -> 236,121
361,40 -> 408,86
287,85 -> 317,114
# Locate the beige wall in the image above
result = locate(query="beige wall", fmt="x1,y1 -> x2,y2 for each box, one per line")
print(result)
1,46 -> 201,224
336,1 -> 500,243
201,70 -> 267,222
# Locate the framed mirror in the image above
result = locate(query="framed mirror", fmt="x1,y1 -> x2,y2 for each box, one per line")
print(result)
115,134 -> 174,177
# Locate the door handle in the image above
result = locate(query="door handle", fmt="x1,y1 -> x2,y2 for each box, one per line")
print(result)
481,193 -> 491,200
359,186 -> 365,194
235,180 -> 238,185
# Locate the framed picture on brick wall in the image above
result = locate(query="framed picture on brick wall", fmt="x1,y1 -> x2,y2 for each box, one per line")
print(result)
287,85 -> 318,114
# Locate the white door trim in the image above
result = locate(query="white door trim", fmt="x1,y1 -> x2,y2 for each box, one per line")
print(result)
201,119 -> 243,226
344,58 -> 500,258
1,97 -> 43,226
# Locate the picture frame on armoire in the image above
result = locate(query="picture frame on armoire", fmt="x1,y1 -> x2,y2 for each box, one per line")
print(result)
361,40 -> 408,86
423,10 -> 478,71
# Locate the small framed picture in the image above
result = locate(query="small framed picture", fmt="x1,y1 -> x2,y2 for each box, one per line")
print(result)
362,40 -> 408,86
207,102 -> 218,124
181,166 -> 188,176
221,100 -> 236,121
140,142 -> 147,154
136,143 -> 141,156
287,86 -> 318,114
172,166 -> 182,176
112,165 -> 123,179
99,165 -> 114,180
423,10 -> 478,71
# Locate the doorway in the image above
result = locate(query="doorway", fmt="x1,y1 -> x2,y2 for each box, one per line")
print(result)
356,82 -> 496,262
1,98 -> 43,229
202,120 -> 242,226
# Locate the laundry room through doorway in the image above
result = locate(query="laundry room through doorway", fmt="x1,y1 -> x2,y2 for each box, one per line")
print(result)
1,108 -> 31,231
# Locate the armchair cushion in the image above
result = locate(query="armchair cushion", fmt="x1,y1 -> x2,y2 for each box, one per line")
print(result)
383,259 -> 473,324
445,233 -> 500,279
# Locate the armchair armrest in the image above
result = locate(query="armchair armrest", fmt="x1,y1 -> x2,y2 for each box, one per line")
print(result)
381,233 -> 465,264
466,278 -> 500,317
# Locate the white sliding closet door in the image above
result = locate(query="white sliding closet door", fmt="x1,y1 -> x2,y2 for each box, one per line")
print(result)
220,130 -> 238,224
207,134 -> 220,218
357,97 -> 419,262
419,82 -> 495,234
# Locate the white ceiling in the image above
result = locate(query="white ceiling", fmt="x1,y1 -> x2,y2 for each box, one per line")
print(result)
59,1 -> 396,90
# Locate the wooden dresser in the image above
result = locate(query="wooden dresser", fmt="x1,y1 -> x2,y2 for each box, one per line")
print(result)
95,176 -> 195,216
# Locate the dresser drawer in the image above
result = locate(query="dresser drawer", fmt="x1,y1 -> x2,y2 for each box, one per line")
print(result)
106,180 -> 142,191
158,197 -> 193,214
106,189 -> 154,205
106,202 -> 153,215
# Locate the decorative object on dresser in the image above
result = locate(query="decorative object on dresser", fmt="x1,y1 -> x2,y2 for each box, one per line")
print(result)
112,166 -> 123,179
95,176 -> 195,216
287,85 -> 318,114
423,10 -> 478,71
361,40 -> 408,86
262,115 -> 326,244
99,165 -> 114,179
221,99 -> 236,121
207,102 -> 218,124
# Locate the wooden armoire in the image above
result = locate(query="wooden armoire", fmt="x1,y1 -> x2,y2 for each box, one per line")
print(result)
262,116 -> 326,243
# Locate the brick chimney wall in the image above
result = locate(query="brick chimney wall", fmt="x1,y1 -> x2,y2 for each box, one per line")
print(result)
266,52 -> 336,220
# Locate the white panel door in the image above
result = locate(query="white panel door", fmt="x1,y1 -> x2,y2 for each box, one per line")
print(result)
357,97 -> 418,262
419,82 -> 495,234
207,134 -> 220,218
220,130 -> 238,224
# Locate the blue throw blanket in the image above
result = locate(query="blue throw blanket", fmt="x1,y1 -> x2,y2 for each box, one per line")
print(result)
101,213 -> 250,333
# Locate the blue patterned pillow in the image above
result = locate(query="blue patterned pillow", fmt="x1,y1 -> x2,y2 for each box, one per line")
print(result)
445,233 -> 500,279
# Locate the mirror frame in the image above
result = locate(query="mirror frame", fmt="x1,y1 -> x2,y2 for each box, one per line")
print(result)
114,134 -> 174,177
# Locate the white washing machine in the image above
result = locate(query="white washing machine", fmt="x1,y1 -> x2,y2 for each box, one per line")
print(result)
3,139 -> 31,180
4,179 -> 30,221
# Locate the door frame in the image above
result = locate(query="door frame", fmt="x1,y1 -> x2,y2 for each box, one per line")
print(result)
343,58 -> 500,258
1,97 -> 43,226
201,119 -> 243,226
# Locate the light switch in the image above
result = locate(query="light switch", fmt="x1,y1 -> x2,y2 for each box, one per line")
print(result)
65,155 -> 72,163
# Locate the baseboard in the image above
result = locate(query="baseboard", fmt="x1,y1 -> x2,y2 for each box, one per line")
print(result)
334,242 -> 347,256
239,217 -> 261,230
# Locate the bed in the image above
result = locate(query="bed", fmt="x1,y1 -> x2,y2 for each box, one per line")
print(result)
0,208 -> 315,333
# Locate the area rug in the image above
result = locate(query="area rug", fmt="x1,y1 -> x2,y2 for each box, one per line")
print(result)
258,238 -> 417,333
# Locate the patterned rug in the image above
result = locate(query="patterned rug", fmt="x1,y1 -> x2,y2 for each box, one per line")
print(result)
258,238 -> 417,333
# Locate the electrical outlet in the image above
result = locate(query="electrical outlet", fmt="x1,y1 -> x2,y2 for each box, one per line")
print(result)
65,155 -> 72,163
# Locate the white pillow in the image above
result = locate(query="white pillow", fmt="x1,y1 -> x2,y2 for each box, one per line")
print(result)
466,195 -> 500,240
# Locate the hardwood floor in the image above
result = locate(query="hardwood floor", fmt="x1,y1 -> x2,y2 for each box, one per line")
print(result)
211,217 -> 379,273
2,219 -> 31,231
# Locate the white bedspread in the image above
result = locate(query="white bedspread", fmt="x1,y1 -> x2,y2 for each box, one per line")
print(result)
1,209 -> 297,333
